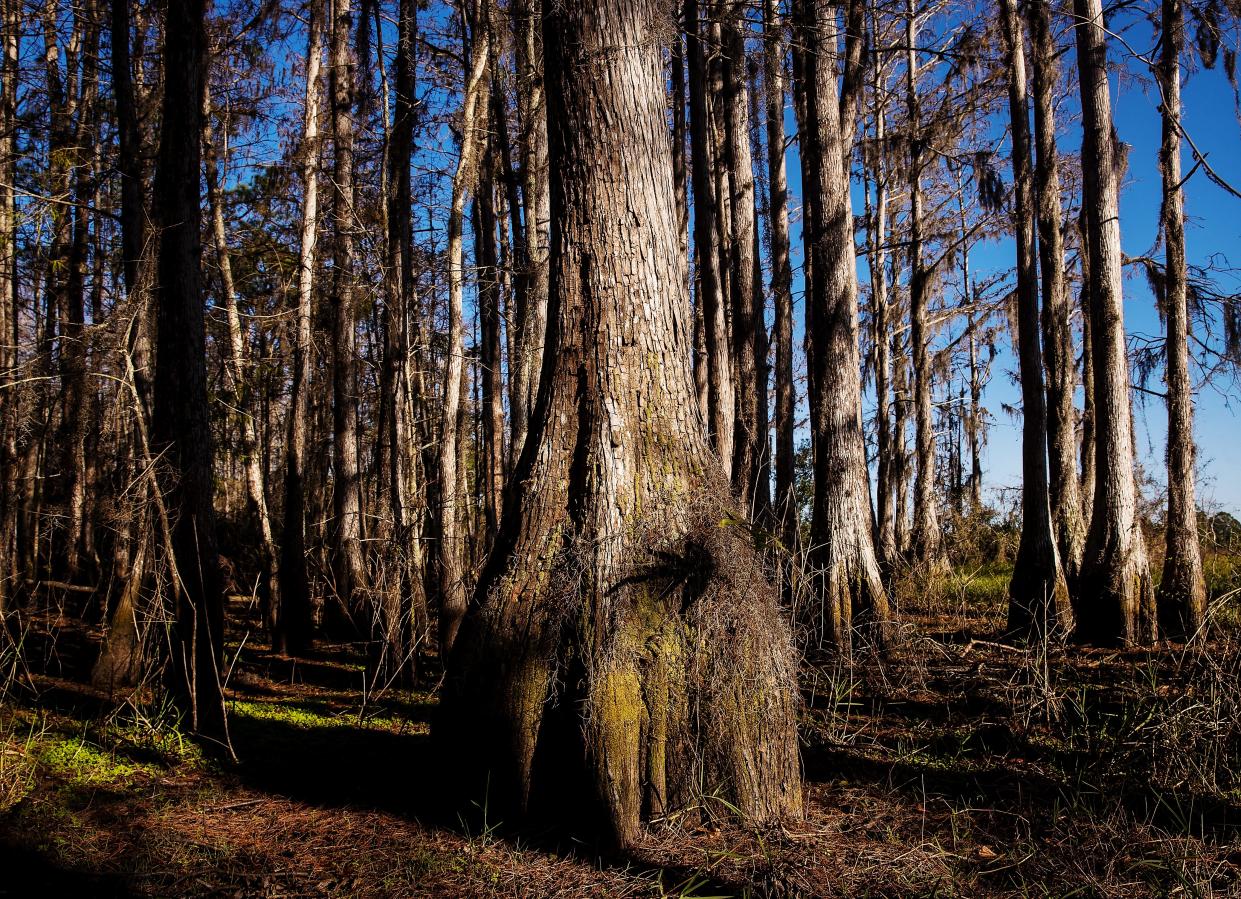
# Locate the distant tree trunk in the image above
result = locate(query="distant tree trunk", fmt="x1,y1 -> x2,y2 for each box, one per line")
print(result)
278,0 -> 324,656
0,0 -> 16,617
375,0 -> 420,676
904,0 -> 943,568
435,18 -> 490,655
763,0 -> 796,554
152,0 -> 227,742
1078,208 -> 1096,528
203,86 -> 280,636
867,164 -> 897,570
327,0 -> 367,631
476,138 -> 505,543
893,344 -> 911,556
1156,0 -> 1206,639
720,2 -> 763,513
437,0 -> 801,849
1000,0 -> 1071,639
1072,0 -> 1155,645
42,0 -> 90,579
509,0 -> 549,460
798,0 -> 893,648
966,309 -> 983,513
685,0 -> 733,468
1026,0 -> 1085,584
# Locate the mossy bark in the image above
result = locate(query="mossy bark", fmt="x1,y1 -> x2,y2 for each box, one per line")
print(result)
436,0 -> 802,849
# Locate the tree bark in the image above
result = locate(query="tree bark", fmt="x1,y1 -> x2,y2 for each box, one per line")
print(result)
1072,0 -> 1155,645
798,0 -> 894,648
1000,0 -> 1071,639
327,0 -> 367,631
904,0 -> 943,569
435,15 -> 490,655
720,2 -> 763,514
1156,0 -> 1206,639
1026,0 -> 1085,584
685,0 -> 733,468
203,86 -> 280,637
152,0 -> 227,743
437,0 -> 802,849
763,0 -> 796,555
278,0 -> 325,656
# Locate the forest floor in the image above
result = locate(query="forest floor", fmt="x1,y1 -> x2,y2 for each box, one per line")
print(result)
4,562 -> 1241,897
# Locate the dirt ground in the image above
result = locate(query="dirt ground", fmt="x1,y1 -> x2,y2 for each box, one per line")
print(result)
4,580 -> 1241,897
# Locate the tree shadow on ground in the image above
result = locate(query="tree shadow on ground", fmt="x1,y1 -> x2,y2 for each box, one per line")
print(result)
0,842 -> 139,898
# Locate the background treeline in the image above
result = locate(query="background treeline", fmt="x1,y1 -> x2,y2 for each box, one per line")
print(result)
1,0 -> 1240,733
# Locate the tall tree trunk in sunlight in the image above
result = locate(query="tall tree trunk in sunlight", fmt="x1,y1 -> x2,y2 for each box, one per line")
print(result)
1156,0 -> 1206,639
436,0 -> 802,849
1072,0 -> 1156,646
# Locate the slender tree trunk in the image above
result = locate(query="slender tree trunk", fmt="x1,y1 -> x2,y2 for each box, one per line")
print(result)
328,0 -> 367,630
509,0 -> 549,460
686,0 -> 733,467
203,86 -> 280,635
1078,208 -> 1096,528
152,0 -> 227,743
1156,0 -> 1206,639
720,2 -> 762,513
763,0 -> 796,554
278,0 -> 324,656
437,0 -> 801,849
904,0 -> 943,568
867,156 -> 897,570
1026,0 -> 1085,583
436,16 -> 490,655
0,0 -> 16,617
799,0 -> 893,648
1000,0 -> 1071,639
1072,0 -> 1155,645
476,141 -> 505,543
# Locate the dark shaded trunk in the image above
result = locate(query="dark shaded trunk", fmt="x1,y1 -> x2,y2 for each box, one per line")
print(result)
1026,0 -> 1085,584
437,0 -> 802,850
1000,0 -> 1071,639
151,0 -> 227,743
685,0 -> 733,467
763,0 -> 796,553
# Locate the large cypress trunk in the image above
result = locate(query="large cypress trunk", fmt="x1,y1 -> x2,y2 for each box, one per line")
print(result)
437,0 -> 802,850
1072,0 -> 1155,645
798,0 -> 893,648
1156,0 -> 1206,639
151,0 -> 226,741
1000,0 -> 1071,639
1026,0 -> 1086,584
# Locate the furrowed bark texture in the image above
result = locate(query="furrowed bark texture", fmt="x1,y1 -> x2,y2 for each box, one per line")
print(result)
799,0 -> 893,648
1156,0 -> 1206,639
437,0 -> 802,849
1072,0 -> 1155,645
1000,0 -> 1071,639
